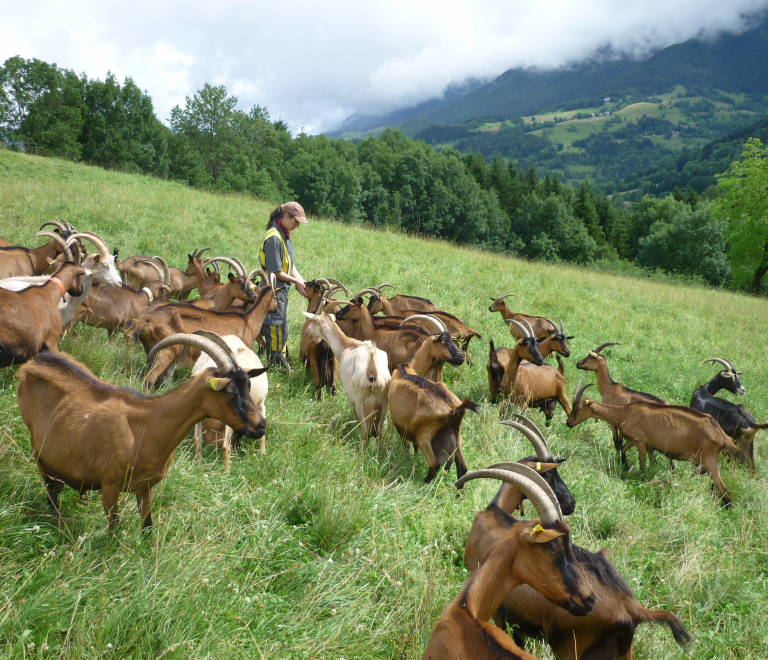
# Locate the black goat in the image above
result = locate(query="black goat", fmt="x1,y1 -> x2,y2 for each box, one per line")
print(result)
690,357 -> 767,476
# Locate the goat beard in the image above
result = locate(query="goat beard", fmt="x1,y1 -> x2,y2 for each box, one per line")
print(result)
230,431 -> 244,453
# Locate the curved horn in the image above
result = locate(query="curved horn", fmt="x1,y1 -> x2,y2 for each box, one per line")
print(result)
324,278 -> 351,295
192,330 -> 239,366
559,319 -> 565,335
60,218 -> 77,231
204,257 -> 245,277
39,220 -> 68,234
573,377 -> 595,403
545,318 -> 558,334
208,261 -> 220,274
350,287 -> 380,302
35,231 -> 74,261
232,258 -> 246,275
136,259 -> 165,281
400,314 -> 446,334
523,319 -> 535,337
593,342 -> 620,354
373,281 -> 396,292
269,272 -> 276,291
248,269 -> 268,285
65,237 -> 82,265
68,232 -> 110,260
192,247 -> 211,259
501,418 -> 550,459
456,466 -> 561,524
322,300 -> 349,314
703,357 -> 735,373
506,318 -> 530,338
146,333 -> 234,375
486,461 -> 563,519
312,278 -> 333,295
497,292 -> 515,301
151,256 -> 172,287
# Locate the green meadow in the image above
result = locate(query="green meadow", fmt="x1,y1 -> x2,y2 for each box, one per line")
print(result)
1,150 -> 768,659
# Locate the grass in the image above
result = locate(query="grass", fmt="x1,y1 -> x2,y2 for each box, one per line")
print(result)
2,150 -> 768,659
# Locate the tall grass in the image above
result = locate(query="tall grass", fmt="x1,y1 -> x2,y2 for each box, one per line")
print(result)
1,150 -> 768,659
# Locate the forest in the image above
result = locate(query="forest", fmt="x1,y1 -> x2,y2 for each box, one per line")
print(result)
1,55 -> 766,293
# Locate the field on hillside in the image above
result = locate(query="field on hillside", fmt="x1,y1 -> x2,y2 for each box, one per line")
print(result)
2,151 -> 768,659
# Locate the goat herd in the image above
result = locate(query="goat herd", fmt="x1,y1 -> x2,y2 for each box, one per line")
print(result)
0,220 -> 765,659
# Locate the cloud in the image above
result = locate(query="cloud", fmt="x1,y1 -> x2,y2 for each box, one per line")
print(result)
1,0 -> 767,134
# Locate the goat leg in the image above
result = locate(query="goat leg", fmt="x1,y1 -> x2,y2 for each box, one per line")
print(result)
194,422 -> 204,459
136,487 -> 153,530
42,474 -> 64,514
102,485 -> 121,529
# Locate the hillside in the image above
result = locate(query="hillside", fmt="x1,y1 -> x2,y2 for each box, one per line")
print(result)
1,151 -> 768,658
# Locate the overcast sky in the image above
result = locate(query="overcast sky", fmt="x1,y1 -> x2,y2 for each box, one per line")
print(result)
2,0 -> 767,134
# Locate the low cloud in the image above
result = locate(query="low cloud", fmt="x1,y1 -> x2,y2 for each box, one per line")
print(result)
2,0 -> 767,133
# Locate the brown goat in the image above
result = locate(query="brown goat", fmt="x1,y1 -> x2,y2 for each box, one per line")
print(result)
0,262 -> 86,366
463,448 -> 690,660
576,342 -> 668,461
17,333 -> 266,529
300,279 -> 340,399
488,292 -> 557,340
388,335 -> 476,482
133,282 -> 278,387
423,464 -> 595,660
0,229 -> 74,278
118,250 -> 206,300
365,285 -> 438,315
568,380 -> 739,507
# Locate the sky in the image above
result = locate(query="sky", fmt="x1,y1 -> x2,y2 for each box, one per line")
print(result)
2,0 -> 767,134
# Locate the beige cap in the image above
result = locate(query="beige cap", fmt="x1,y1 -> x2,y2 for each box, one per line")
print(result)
281,201 -> 308,224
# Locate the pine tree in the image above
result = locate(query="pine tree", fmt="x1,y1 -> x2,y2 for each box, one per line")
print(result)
524,159 -> 539,196
573,181 -> 605,244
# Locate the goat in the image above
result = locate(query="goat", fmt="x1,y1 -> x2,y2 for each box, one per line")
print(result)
365,284 -> 439,315
576,342 -> 668,464
488,292 -> 557,340
304,305 -> 391,440
17,332 -> 266,529
300,279 -> 339,400
118,249 -> 206,300
71,277 -> 172,339
462,451 -> 690,660
0,229 -> 75,278
568,379 -> 739,507
334,299 -> 465,381
133,280 -> 278,388
191,332 -> 268,468
691,357 -> 767,476
422,464 -> 595,660
486,320 -> 546,402
0,262 -> 86,367
388,335 -> 477,483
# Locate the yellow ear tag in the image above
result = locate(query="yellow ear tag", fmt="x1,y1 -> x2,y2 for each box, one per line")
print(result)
536,462 -> 542,472
209,377 -> 219,391
530,524 -> 544,537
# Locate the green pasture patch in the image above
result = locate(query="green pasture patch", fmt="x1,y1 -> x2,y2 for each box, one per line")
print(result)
1,150 -> 768,658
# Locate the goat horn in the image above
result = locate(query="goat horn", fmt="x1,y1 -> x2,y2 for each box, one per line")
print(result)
324,278 -> 351,294
487,461 -> 563,519
544,318 -> 557,333
703,357 -> 735,373
401,314 -> 446,334
192,247 -> 211,259
506,319 -> 530,338
65,238 -> 83,265
152,256 -> 172,287
193,330 -> 239,366
323,300 -> 348,313
573,377 -> 595,403
39,220 -> 68,234
248,269 -> 268,285
206,260 -> 221,274
231,258 -> 246,275
373,281 -> 396,291
136,259 -> 165,282
350,287 -> 380,301
593,342 -> 620,354
509,413 -> 550,449
60,218 -> 77,231
523,319 -> 535,337
35,231 -> 74,261
204,257 -> 246,277
559,319 -> 565,335
497,292 -> 515,300
456,466 -> 561,525
68,232 -> 110,260
500,420 -> 550,462
313,278 -> 333,295
269,272 -> 276,291
147,333 -> 234,375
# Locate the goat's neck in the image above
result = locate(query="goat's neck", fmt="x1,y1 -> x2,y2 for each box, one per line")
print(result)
306,291 -> 325,314
317,319 -> 356,357
703,376 -> 724,396
356,305 -> 377,339
584,401 -> 627,427
503,344 -> 526,387
132,377 -> 214,461
380,297 -> 399,316
595,359 -> 616,393
537,337 -> 553,359
209,284 -> 238,311
243,292 -> 277,337
407,338 -> 436,376
31,241 -> 61,274
491,483 -> 524,514
191,261 -> 213,295
62,272 -> 97,308
463,533 -> 522,621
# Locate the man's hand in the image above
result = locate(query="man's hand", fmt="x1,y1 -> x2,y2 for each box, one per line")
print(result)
295,278 -> 307,298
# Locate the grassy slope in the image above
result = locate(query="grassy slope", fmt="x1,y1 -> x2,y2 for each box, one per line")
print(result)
1,150 -> 768,659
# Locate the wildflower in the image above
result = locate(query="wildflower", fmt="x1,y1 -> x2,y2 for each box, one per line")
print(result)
27,642 -> 36,652
66,551 -> 75,561
107,643 -> 113,650
41,642 -> 49,651
32,525 -> 40,532
202,578 -> 209,585
330,607 -> 337,616
244,597 -> 251,604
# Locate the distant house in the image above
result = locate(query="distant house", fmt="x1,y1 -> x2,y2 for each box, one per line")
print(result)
603,97 -> 611,103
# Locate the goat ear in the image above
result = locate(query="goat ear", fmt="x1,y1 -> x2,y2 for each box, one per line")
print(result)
431,335 -> 441,342
536,337 -> 546,344
228,272 -> 236,282
566,335 -> 575,340
47,257 -> 55,265
246,367 -> 268,378
92,254 -> 101,263
529,524 -> 565,544
209,377 -> 231,391
329,313 -> 336,322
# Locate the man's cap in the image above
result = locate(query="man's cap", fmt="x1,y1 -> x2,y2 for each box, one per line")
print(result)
282,201 -> 308,224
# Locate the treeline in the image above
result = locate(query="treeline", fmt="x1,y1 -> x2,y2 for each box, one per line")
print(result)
0,56 -> 737,288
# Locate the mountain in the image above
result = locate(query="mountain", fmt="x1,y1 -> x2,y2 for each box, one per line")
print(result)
329,13 -> 768,134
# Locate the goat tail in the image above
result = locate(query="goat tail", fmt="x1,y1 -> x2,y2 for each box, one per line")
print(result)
722,434 -> 741,453
755,421 -> 768,429
455,399 -> 479,417
639,608 -> 691,646
489,339 -> 499,366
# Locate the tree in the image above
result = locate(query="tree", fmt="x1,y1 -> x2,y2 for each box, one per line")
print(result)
573,181 -> 605,245
712,138 -> 768,293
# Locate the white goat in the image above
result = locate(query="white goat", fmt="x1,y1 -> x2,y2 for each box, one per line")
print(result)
303,308 -> 390,440
191,332 -> 268,469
